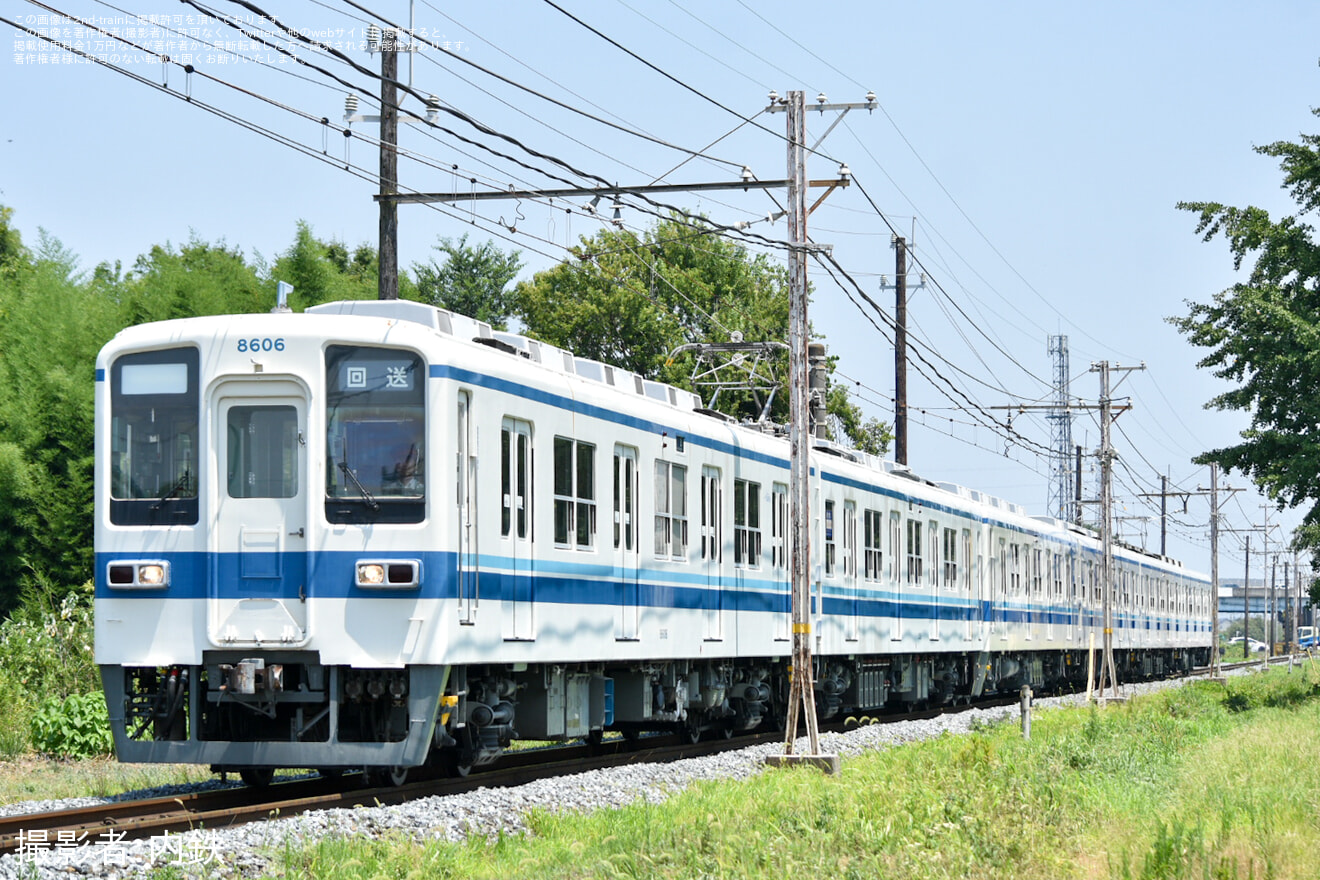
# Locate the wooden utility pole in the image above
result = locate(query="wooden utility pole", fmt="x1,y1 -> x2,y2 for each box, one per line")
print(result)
880,239 -> 923,467
894,236 -> 908,465
378,27 -> 400,301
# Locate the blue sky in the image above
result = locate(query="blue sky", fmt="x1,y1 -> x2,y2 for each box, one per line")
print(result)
5,0 -> 1320,581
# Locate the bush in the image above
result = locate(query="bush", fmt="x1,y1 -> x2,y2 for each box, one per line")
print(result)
0,579 -> 99,699
0,579 -> 101,755
30,693 -> 113,758
0,668 -> 32,757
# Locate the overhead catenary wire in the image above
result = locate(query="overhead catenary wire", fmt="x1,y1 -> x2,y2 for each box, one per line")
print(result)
34,1 -> 1243,554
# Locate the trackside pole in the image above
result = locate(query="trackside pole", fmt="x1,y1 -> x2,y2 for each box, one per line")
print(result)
763,89 -> 837,775
1086,631 -> 1096,703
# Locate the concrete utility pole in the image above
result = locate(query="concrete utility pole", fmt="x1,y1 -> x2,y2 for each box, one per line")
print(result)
1092,360 -> 1144,703
1261,504 -> 1275,664
1047,335 -> 1075,522
1138,474 -> 1190,559
390,89 -> 870,768
1270,555 -> 1278,654
783,89 -> 821,761
1244,535 -> 1251,654
1226,518 -> 1275,660
1192,464 -> 1242,678
764,89 -> 874,773
1292,547 -> 1300,653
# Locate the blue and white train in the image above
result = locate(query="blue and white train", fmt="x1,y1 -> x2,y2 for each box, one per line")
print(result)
94,299 -> 1213,781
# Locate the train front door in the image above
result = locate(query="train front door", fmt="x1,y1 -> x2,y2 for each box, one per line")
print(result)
209,384 -> 310,647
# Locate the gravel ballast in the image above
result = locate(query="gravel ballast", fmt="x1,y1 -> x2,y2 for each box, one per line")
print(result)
0,674 -> 1237,879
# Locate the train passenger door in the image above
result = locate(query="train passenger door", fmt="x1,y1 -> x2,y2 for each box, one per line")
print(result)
701,465 -> 723,640
501,418 -> 534,641
613,446 -> 640,640
457,392 -> 478,625
209,385 -> 309,647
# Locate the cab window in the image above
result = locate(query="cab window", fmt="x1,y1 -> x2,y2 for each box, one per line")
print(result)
109,347 -> 199,525
325,345 -> 425,523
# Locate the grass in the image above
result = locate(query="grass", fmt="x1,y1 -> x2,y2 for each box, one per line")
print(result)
245,666 -> 1320,880
0,756 -> 213,805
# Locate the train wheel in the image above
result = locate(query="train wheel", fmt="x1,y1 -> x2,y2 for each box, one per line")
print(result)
445,753 -> 473,778
239,768 -> 275,788
369,766 -> 409,787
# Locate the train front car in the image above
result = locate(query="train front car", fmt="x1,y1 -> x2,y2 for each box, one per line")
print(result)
94,310 -> 446,784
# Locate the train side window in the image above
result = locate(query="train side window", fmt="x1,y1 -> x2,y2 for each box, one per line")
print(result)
842,502 -> 856,579
863,509 -> 883,581
613,446 -> 638,551
962,530 -> 973,594
824,500 -> 836,577
1010,544 -> 1021,596
500,419 -> 533,540
943,527 -> 958,589
928,521 -> 939,587
325,345 -> 425,524
905,519 -> 923,585
889,512 -> 902,584
553,437 -> 596,549
109,347 -> 200,525
734,478 -> 762,568
654,460 -> 688,560
771,483 -> 788,569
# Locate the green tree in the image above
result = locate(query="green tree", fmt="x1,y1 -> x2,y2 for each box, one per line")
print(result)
413,234 -> 523,329
269,221 -> 383,308
1171,109 -> 1320,562
117,237 -> 268,323
0,226 -> 119,614
515,215 -> 889,451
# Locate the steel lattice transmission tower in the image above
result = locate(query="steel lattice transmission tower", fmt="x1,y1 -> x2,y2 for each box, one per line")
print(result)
1047,335 -> 1075,521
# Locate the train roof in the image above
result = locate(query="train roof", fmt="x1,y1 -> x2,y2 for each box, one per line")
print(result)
120,298 -> 1196,577
306,299 -> 705,413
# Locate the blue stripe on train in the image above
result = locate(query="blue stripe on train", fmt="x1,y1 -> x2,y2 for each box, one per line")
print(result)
94,550 -> 1207,633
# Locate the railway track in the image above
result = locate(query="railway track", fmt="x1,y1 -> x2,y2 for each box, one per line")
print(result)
0,732 -> 777,858
5,660 -> 1297,860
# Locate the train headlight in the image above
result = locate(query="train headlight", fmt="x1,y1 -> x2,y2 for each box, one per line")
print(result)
138,564 -> 166,586
357,563 -> 386,586
355,560 -> 421,589
106,560 -> 170,589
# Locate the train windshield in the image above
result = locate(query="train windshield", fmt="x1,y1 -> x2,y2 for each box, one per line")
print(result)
325,345 -> 425,523
109,348 -> 200,525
